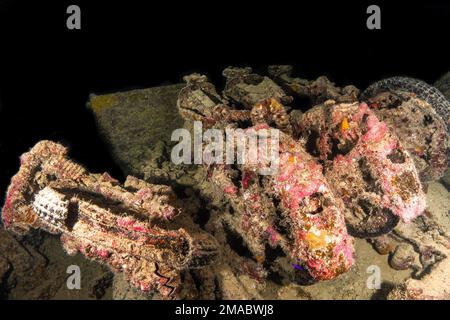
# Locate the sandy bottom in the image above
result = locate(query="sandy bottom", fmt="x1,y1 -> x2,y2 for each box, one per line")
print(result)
276,181 -> 449,300
2,182 -> 448,300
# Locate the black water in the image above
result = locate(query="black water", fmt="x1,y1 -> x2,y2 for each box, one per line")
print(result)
0,0 -> 449,210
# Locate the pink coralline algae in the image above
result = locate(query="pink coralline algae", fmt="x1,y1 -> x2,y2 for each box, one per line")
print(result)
2,140 -> 218,299
258,125 -> 354,280
177,73 -> 354,281
364,90 -> 448,184
209,132 -> 354,280
298,101 -> 426,237
216,125 -> 353,280
177,69 -> 429,282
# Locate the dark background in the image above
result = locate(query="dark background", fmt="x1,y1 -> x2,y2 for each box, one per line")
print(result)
0,0 -> 449,209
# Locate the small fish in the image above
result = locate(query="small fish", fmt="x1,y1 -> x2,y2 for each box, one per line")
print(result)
291,263 -> 304,271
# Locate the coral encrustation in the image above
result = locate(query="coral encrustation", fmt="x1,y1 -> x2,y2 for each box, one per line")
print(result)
2,140 -> 218,299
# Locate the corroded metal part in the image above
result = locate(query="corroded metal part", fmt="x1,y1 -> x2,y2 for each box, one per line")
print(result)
365,91 -> 448,183
2,140 -> 219,299
177,72 -> 354,281
299,102 -> 426,237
